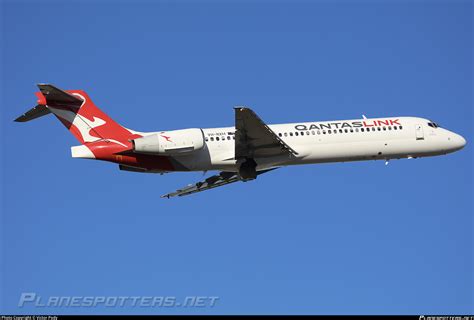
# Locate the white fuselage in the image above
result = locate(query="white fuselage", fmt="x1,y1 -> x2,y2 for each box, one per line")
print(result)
162,117 -> 466,172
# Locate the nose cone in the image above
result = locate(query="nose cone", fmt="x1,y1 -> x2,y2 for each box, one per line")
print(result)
451,133 -> 466,151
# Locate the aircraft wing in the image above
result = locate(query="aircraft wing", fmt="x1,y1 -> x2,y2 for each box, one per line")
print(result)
161,169 -> 275,198
234,107 -> 298,159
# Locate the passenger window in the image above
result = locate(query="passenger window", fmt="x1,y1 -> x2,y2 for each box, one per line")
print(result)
399,126 -> 403,130
344,129 -> 348,133
361,128 -> 364,132
383,127 -> 386,131
216,137 -> 220,141
312,131 -> 315,135
355,128 -> 359,132
372,127 -> 375,131
394,126 -> 397,130
317,131 -> 321,135
388,126 -> 392,130
284,132 -> 288,137
290,132 -> 293,136
328,130 -> 332,134
278,133 -> 282,137
339,129 -> 343,133
205,137 -> 209,141
350,129 -> 354,133
377,127 -> 381,131
306,131 -> 310,135
295,132 -> 299,136
227,136 -> 231,140
323,131 -> 326,134
211,137 -> 214,141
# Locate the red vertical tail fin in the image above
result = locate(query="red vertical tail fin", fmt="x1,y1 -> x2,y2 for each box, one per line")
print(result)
18,84 -> 138,147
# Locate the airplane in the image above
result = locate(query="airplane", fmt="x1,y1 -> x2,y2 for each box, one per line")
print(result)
15,84 -> 466,198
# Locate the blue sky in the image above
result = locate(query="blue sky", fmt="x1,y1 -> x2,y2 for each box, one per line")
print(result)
1,0 -> 472,315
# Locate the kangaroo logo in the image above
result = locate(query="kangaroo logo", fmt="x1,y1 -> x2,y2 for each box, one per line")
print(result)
48,107 -> 126,147
161,135 -> 172,142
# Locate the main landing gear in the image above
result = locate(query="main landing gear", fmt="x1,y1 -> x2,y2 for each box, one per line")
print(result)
239,158 -> 257,181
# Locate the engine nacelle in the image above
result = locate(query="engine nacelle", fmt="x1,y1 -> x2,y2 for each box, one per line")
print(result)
132,128 -> 205,155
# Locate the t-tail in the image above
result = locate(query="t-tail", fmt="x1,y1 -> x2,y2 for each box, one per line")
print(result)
15,84 -> 140,158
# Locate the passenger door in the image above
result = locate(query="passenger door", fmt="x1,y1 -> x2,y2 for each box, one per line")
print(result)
415,124 -> 424,140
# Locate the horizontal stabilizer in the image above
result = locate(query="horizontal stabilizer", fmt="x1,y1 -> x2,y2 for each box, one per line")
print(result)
37,84 -> 83,107
14,104 -> 51,122
15,84 -> 84,122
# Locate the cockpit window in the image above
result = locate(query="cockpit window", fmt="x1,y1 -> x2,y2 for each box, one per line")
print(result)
427,121 -> 440,128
